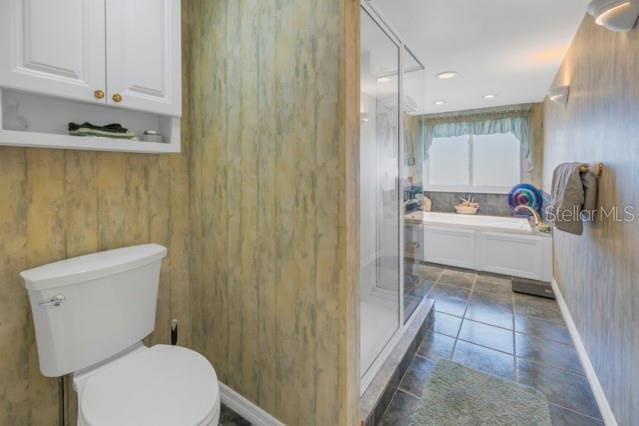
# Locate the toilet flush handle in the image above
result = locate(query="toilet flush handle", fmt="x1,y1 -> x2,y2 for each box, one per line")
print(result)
39,294 -> 66,307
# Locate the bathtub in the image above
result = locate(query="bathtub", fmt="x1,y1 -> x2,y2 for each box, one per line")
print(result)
405,211 -> 552,281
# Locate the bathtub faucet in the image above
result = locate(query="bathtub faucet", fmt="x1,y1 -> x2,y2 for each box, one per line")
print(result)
515,205 -> 542,227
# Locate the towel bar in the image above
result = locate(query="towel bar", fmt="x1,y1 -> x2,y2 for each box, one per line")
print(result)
579,162 -> 603,177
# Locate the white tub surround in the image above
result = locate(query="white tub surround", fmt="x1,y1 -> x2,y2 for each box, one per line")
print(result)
406,211 -> 552,281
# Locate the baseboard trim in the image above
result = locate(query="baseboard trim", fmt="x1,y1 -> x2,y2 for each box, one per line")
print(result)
219,382 -> 284,426
551,278 -> 617,426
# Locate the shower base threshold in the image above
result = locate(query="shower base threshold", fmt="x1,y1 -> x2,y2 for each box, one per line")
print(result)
360,298 -> 435,425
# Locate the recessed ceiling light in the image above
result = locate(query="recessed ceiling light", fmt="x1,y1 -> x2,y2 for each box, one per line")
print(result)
483,93 -> 498,99
377,77 -> 392,83
434,100 -> 447,105
437,71 -> 458,80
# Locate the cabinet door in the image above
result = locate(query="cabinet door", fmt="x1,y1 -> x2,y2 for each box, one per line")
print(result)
476,232 -> 545,280
105,0 -> 181,116
423,227 -> 476,269
0,0 -> 107,103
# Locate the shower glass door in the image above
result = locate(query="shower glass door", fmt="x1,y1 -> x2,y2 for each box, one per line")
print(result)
360,8 -> 401,377
403,47 -> 426,322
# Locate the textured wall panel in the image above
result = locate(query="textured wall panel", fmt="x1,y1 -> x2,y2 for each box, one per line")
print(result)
543,16 -> 639,425
188,0 -> 360,424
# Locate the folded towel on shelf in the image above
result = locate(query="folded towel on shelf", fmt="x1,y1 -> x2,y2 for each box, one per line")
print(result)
550,162 -> 598,235
68,122 -> 137,139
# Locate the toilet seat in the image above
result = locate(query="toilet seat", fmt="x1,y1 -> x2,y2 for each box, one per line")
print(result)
77,345 -> 219,426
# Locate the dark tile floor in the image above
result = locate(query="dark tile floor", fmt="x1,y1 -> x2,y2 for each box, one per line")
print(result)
220,404 -> 252,426
380,262 -> 603,426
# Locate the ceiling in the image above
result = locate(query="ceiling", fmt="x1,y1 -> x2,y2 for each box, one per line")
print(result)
369,0 -> 588,114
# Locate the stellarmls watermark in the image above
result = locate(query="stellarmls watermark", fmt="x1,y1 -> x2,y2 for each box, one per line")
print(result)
544,206 -> 637,222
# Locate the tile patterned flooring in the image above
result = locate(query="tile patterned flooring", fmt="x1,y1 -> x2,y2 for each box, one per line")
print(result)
219,404 -> 252,426
380,262 -> 603,425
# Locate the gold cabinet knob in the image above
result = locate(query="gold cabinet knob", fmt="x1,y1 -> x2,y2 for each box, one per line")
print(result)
112,93 -> 122,103
94,90 -> 105,99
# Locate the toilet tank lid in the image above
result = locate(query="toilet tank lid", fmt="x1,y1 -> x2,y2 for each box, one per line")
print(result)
21,244 -> 167,291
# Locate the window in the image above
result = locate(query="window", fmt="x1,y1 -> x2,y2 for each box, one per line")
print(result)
428,135 -> 470,186
425,133 -> 521,193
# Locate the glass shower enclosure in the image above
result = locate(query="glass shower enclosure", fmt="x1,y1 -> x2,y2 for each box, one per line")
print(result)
359,4 -> 427,391
359,7 -> 401,379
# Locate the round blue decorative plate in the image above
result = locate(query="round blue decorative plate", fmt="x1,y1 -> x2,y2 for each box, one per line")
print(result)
508,183 -> 542,213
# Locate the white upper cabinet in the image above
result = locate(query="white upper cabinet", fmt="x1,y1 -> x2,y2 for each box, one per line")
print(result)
105,0 -> 181,116
0,0 -> 181,116
0,0 -> 107,104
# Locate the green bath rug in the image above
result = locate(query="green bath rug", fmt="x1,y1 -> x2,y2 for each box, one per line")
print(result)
410,360 -> 551,426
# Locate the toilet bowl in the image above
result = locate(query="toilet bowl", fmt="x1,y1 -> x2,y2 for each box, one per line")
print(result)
75,345 -> 220,426
21,244 -> 220,425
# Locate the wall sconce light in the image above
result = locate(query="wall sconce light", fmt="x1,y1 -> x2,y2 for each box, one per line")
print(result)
548,85 -> 570,106
588,0 -> 639,32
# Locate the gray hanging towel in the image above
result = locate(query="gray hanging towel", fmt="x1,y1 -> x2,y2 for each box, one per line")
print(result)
581,171 -> 599,213
550,162 -> 598,235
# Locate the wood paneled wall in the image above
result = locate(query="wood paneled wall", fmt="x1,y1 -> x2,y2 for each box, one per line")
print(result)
0,4 -> 193,425
543,16 -> 639,425
187,0 -> 360,424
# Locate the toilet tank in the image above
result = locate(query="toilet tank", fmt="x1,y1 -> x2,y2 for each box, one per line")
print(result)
21,244 -> 167,377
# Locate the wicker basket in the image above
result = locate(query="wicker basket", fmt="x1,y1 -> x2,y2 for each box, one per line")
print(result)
455,204 -> 479,215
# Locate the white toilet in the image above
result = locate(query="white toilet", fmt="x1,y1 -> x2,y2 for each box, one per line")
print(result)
21,244 -> 221,426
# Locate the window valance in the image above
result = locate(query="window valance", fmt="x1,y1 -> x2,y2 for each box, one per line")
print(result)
418,106 -> 535,167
